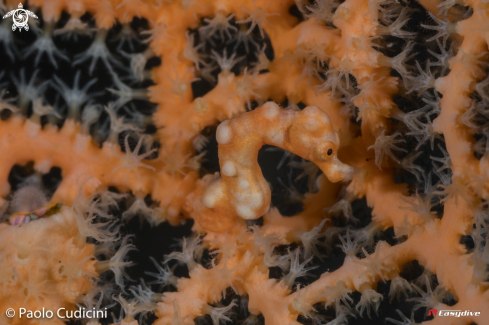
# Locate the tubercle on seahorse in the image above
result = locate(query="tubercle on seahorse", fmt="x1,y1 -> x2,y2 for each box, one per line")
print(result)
190,102 -> 353,233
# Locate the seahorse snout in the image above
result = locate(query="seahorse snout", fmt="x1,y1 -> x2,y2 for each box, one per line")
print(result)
321,156 -> 354,183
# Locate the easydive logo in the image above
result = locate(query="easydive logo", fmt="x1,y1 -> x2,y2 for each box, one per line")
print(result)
428,309 -> 481,318
428,309 -> 437,316
2,3 -> 38,32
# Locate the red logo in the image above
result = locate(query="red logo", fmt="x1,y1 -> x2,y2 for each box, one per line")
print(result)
428,309 -> 438,316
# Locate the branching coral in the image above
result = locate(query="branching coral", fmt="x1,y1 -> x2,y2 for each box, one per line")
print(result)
0,187 -> 119,324
1,0 -> 489,324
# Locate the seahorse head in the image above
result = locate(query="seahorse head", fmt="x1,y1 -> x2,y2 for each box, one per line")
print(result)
289,105 -> 353,183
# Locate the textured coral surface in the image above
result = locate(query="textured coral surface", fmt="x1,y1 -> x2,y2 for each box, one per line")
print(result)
0,0 -> 489,324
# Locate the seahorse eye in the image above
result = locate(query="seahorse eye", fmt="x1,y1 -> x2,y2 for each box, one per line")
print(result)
327,149 -> 333,156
